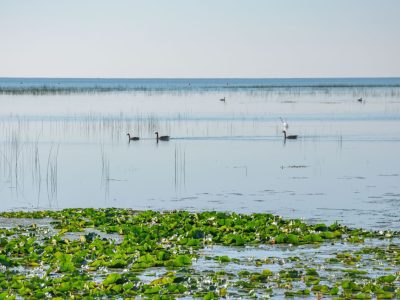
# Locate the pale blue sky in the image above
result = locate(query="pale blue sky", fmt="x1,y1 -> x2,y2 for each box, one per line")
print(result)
0,0 -> 399,78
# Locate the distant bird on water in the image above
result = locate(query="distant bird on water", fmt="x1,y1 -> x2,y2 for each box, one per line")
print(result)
127,133 -> 139,141
155,132 -> 170,142
357,97 -> 363,102
220,97 -> 226,102
280,117 -> 297,140
283,130 -> 298,140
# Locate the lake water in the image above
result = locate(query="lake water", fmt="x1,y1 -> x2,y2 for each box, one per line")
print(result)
1,78 -> 400,230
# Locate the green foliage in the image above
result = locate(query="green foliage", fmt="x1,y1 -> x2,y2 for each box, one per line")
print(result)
102,273 -> 123,286
55,253 -> 75,272
0,208 -> 398,298
215,255 -> 231,263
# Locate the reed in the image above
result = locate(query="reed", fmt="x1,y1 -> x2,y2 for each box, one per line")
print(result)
100,146 -> 110,201
46,144 -> 59,208
30,137 -> 42,206
1,84 -> 400,96
174,145 -> 186,191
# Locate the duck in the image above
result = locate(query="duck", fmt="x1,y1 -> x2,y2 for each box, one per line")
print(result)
283,130 -> 297,140
155,132 -> 170,141
357,97 -> 363,102
126,133 -> 139,141
220,97 -> 226,102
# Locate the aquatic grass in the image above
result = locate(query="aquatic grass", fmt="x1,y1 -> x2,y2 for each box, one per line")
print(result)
1,84 -> 400,98
0,121 -> 64,208
45,144 -> 59,208
174,145 -> 186,190
31,137 -> 42,205
0,129 -> 24,191
100,145 -> 110,201
0,113 -> 174,144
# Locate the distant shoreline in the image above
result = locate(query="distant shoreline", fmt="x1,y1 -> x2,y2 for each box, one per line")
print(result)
1,77 -> 400,95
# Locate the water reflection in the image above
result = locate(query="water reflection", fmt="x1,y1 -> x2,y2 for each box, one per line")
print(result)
0,87 -> 399,230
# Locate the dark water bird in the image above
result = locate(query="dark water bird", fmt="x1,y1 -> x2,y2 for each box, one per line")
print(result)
357,97 -> 363,102
283,130 -> 297,140
220,97 -> 226,102
126,133 -> 139,141
155,132 -> 170,142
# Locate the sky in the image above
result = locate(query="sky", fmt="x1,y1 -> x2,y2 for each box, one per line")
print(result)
0,0 -> 399,78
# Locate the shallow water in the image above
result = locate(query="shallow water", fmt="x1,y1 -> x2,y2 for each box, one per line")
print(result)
0,79 -> 399,230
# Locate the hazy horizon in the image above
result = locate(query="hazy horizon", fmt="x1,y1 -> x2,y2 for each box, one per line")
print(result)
1,76 -> 400,80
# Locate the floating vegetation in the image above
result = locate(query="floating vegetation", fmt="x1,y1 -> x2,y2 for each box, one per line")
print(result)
0,209 -> 399,298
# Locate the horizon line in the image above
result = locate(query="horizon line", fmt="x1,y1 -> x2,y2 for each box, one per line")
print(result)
1,76 -> 400,80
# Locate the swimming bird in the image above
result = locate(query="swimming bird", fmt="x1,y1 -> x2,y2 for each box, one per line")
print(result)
220,97 -> 226,102
283,130 -> 297,140
357,97 -> 363,102
126,133 -> 139,141
280,117 -> 289,132
155,132 -> 170,142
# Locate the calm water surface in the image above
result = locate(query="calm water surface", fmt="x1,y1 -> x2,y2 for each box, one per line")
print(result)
0,78 -> 399,230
